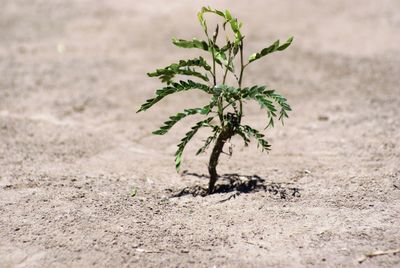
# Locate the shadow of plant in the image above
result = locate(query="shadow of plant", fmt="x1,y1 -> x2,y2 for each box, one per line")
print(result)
167,172 -> 301,201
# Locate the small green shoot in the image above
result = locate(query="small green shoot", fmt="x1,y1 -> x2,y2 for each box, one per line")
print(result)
130,187 -> 138,198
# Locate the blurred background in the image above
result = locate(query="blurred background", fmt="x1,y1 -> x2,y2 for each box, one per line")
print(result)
1,1 -> 399,267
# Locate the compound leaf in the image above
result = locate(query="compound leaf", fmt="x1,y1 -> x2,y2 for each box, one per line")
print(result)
240,85 -> 292,127
175,118 -> 214,171
264,91 -> 292,123
153,103 -> 216,135
240,125 -> 271,151
172,37 -> 232,71
172,38 -> 209,51
255,95 -> 277,116
197,6 -> 243,54
235,127 -> 250,146
242,92 -> 277,117
148,57 -> 211,84
248,37 -> 293,63
137,80 -> 211,113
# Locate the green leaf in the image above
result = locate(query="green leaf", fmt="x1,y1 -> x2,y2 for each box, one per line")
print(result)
172,37 -> 232,71
240,125 -> 271,151
235,128 -> 250,146
175,118 -> 214,171
240,85 -> 266,98
220,41 -> 233,53
277,36 -> 294,51
197,10 -> 208,33
214,84 -> 241,105
172,38 -> 209,51
255,95 -> 277,116
137,80 -> 211,113
198,7 -> 243,49
199,6 -> 226,21
224,9 -> 233,21
197,6 -> 227,36
240,85 -> 291,127
147,57 -> 211,84
248,36 -> 293,63
153,103 -> 216,135
267,116 -> 275,128
241,86 -> 277,116
130,187 -> 137,197
264,91 -> 292,123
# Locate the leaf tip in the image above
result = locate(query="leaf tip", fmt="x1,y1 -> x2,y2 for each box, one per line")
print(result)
152,130 -> 164,135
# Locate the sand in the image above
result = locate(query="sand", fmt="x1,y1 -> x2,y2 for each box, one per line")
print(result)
1,0 -> 399,267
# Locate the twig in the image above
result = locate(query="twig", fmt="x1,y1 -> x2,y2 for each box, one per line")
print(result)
358,248 -> 400,263
218,191 -> 240,203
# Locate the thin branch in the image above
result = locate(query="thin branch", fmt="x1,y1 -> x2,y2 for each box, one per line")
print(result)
238,40 -> 245,122
210,43 -> 217,86
238,40 -> 245,88
222,45 -> 233,85
358,248 -> 400,264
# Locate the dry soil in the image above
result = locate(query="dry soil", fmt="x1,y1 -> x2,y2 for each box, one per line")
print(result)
1,0 -> 400,267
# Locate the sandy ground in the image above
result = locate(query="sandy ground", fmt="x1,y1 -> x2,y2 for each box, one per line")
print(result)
1,0 -> 400,267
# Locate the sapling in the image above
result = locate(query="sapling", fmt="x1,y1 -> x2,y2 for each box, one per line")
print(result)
137,7 -> 293,194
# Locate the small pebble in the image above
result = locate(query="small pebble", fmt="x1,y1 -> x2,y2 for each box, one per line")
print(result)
318,115 -> 329,121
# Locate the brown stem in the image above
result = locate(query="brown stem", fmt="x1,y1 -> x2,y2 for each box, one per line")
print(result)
208,127 -> 234,194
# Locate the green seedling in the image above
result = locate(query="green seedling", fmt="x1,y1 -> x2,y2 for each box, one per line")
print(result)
130,187 -> 137,197
138,6 -> 293,194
